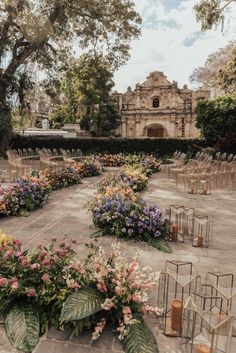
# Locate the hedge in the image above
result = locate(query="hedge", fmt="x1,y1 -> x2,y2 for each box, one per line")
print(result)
10,136 -> 211,157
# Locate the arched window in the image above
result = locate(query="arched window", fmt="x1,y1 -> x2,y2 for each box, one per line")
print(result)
152,98 -> 160,108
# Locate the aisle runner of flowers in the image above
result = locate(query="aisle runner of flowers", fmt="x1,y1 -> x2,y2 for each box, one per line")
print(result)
90,156 -> 171,253
0,159 -> 102,217
0,233 -> 160,353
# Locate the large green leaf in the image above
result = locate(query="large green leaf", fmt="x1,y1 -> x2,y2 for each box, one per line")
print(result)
5,303 -> 40,353
0,299 -> 11,324
148,238 -> 172,253
123,314 -> 159,353
60,286 -> 104,323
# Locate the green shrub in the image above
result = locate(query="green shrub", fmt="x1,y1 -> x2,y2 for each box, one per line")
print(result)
11,136 -> 210,157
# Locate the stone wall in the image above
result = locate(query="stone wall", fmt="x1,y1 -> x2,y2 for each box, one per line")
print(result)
114,71 -> 210,138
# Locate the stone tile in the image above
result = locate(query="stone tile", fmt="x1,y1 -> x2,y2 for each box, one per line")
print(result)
70,330 -> 92,346
47,327 -> 72,341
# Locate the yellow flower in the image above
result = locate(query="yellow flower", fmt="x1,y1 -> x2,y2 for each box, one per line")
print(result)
0,229 -> 11,243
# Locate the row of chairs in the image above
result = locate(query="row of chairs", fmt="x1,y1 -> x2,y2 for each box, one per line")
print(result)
6,148 -> 84,168
164,151 -> 236,193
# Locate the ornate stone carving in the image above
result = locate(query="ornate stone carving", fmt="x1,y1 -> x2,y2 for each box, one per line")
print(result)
114,71 -> 210,138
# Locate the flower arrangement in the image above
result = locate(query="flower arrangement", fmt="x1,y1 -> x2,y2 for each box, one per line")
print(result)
0,240 -> 161,353
42,166 -> 81,190
0,237 -> 76,352
90,186 -> 170,252
97,175 -> 137,202
121,166 -> 148,191
61,242 -> 161,352
0,177 -> 50,216
140,156 -> 161,176
73,159 -> 102,178
97,153 -> 125,167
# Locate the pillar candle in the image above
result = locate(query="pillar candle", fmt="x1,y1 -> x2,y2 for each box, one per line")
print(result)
197,235 -> 204,247
196,343 -> 211,353
171,299 -> 182,331
171,223 -> 178,241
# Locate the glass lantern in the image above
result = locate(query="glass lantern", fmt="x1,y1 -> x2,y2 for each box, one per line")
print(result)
165,205 -> 185,242
183,207 -> 195,242
206,272 -> 236,336
157,260 -> 201,337
199,179 -> 211,195
192,215 -> 212,248
181,290 -> 234,353
187,178 -> 198,194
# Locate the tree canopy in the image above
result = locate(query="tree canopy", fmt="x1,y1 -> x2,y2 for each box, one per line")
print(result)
196,94 -> 236,150
0,0 -> 141,153
190,41 -> 236,95
194,0 -> 236,31
49,53 -> 120,136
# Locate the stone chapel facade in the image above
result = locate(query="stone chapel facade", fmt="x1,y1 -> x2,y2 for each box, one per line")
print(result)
114,71 -> 210,138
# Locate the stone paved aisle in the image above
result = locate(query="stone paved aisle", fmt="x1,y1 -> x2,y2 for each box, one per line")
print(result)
0,170 -> 236,353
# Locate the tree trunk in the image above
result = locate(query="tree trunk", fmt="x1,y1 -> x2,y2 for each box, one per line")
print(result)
0,80 -> 12,157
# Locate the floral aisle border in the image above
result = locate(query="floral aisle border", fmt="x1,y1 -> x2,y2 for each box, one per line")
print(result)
89,157 -> 171,253
0,235 -> 161,353
0,159 -> 102,217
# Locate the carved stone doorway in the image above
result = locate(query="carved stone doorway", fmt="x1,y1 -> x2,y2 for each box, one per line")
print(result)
147,126 -> 164,137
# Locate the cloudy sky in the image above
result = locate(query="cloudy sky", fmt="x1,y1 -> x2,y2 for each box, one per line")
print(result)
114,0 -> 236,92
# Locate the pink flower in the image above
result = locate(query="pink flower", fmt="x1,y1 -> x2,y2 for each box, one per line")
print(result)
132,294 -> 142,303
42,259 -> 49,266
115,286 -> 124,296
40,251 -> 48,258
42,274 -> 50,282
59,250 -> 67,257
4,250 -> 13,259
15,240 -> 22,246
22,259 -> 30,268
11,281 -> 19,290
97,283 -> 107,293
27,288 -> 37,297
66,279 -> 81,289
16,251 -> 23,257
123,306 -> 132,315
128,261 -> 139,272
0,277 -> 8,287
31,263 -> 40,270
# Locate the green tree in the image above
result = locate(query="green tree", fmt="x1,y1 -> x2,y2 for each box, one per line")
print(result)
190,41 -> 236,95
74,54 -> 120,136
196,94 -> 236,150
50,53 -> 121,136
217,46 -> 236,93
0,0 -> 141,154
194,0 -> 235,31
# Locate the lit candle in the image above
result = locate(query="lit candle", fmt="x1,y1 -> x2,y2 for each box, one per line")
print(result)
171,223 -> 178,241
196,343 -> 211,353
218,312 -> 227,329
197,235 -> 204,247
171,299 -> 182,331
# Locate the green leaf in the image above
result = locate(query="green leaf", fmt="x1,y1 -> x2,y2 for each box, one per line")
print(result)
5,303 -> 40,352
123,314 -> 159,353
148,238 -> 172,253
0,299 -> 11,324
60,286 -> 104,323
